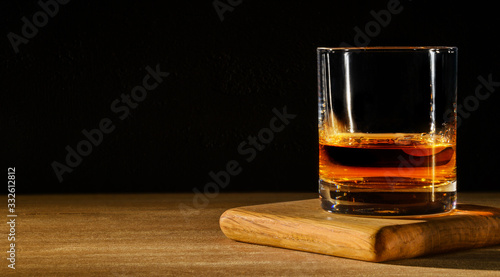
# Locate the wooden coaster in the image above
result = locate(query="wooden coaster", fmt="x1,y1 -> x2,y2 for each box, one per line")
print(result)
219,199 -> 500,262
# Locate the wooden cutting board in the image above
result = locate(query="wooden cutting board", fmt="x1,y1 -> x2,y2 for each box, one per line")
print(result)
219,199 -> 500,262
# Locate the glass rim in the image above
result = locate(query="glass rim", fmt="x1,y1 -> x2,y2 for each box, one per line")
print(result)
317,46 -> 457,52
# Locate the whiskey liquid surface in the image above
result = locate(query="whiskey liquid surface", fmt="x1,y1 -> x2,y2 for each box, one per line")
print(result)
319,133 -> 456,189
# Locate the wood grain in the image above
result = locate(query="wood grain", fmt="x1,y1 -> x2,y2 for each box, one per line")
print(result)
2,193 -> 500,276
220,199 -> 500,262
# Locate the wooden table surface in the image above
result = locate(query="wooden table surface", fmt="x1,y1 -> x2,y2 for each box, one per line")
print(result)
2,192 -> 500,276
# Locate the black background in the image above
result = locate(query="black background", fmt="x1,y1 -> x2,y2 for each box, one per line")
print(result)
2,0 -> 499,194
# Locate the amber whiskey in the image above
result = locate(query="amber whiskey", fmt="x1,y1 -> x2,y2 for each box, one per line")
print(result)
319,133 -> 456,215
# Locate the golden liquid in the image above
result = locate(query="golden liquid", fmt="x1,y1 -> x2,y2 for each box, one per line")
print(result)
319,133 -> 456,189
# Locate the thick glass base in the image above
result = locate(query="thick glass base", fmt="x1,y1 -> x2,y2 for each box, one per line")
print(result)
319,179 -> 456,216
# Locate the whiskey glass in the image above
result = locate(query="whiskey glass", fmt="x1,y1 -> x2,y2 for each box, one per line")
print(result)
318,46 -> 458,215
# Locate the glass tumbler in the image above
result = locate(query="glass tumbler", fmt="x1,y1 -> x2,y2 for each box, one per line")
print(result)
318,46 -> 457,215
